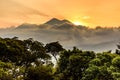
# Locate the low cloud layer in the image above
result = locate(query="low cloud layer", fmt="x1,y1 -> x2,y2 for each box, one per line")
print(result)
0,19 -> 120,52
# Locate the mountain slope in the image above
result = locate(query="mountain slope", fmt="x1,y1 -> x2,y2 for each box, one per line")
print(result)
16,23 -> 38,29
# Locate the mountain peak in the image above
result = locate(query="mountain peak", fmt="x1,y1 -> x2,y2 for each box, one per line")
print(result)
50,18 -> 61,21
44,18 -> 73,25
44,18 -> 61,25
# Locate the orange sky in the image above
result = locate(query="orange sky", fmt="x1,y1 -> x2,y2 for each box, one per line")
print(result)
1,0 -> 120,28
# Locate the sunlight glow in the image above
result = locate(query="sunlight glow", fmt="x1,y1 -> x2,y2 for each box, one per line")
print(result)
72,21 -> 81,25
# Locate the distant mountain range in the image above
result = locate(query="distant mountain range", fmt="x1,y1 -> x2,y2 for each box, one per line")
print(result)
16,18 -> 85,30
0,18 -> 120,52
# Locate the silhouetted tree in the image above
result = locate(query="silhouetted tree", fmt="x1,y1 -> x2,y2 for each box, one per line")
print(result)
45,41 -> 64,63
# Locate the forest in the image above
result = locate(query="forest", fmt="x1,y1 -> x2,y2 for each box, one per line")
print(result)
0,37 -> 120,80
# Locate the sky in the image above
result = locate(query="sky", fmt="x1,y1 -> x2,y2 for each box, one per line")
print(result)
1,0 -> 120,28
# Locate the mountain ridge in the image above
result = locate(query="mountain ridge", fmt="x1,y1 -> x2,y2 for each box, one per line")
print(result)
44,18 -> 73,25
15,18 -> 77,30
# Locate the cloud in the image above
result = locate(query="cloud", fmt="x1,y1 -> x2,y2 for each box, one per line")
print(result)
10,0 -> 50,17
0,0 -> 52,28
0,22 -> 120,52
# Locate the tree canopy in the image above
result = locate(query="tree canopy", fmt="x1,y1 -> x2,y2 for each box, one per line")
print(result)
0,37 -> 119,80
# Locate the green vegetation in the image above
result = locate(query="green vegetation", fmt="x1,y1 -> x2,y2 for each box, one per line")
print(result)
0,37 -> 120,80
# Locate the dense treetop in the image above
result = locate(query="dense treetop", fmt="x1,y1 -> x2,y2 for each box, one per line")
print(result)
0,37 -> 120,80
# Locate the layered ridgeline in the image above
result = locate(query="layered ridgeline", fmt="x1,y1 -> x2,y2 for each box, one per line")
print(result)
0,18 -> 120,52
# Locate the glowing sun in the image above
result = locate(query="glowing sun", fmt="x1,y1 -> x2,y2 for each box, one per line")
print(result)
72,21 -> 81,25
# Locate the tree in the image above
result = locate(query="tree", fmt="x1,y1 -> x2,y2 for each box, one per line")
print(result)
25,65 -> 53,80
112,57 -> 120,68
0,38 -> 26,64
82,52 -> 115,80
96,52 -> 114,66
22,38 -> 51,67
55,48 -> 95,80
89,58 -> 101,66
82,65 -> 99,80
0,61 -> 13,80
45,41 -> 64,63
0,37 -> 52,78
21,38 -> 51,78
82,65 -> 114,80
